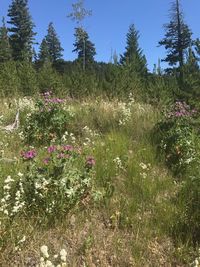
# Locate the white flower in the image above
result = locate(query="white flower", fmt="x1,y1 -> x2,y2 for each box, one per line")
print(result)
3,209 -> 9,215
40,245 -> 49,258
60,248 -> 67,262
18,235 -> 26,243
139,162 -> 148,170
45,260 -> 54,267
4,176 -> 14,183
3,184 -> 11,190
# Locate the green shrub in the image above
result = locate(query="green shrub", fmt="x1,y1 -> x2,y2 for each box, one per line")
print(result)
0,144 -> 96,224
153,101 -> 198,176
23,92 -> 74,144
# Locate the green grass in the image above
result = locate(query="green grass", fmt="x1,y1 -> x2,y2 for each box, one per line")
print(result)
0,96 -> 197,266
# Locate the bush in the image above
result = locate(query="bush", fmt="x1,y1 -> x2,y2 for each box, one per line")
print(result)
23,91 -> 74,144
0,144 -> 96,223
153,101 -> 198,176
0,61 -> 21,97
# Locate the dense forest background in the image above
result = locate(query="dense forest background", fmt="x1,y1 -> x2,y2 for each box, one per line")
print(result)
0,0 -> 200,106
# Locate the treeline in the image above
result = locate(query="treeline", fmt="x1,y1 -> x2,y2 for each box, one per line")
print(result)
0,0 -> 200,105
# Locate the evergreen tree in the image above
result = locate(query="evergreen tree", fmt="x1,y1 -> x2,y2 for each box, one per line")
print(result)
45,22 -> 63,63
68,0 -> 93,70
7,0 -> 36,61
38,38 -> 50,64
0,17 -> 12,63
120,24 -> 147,76
159,0 -> 192,74
182,46 -> 200,103
73,27 -> 96,69
194,38 -> 200,61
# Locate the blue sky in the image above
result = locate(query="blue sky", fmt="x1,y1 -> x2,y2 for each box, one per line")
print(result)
0,0 -> 200,71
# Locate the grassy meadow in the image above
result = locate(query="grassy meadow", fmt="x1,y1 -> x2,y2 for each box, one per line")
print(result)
0,94 -> 199,267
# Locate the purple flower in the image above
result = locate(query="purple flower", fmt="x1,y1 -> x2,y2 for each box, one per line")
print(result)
47,145 -> 57,153
62,145 -> 73,152
43,157 -> 50,165
21,149 -> 37,160
57,153 -> 70,159
86,156 -> 96,168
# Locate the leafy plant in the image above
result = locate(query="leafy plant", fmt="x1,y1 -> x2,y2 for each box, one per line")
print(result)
154,101 -> 198,176
23,92 -> 74,144
0,144 -> 96,224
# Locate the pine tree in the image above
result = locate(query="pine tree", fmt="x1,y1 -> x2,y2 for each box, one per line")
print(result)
7,0 -> 36,61
159,0 -> 192,72
45,22 -> 63,63
38,38 -> 50,64
181,46 -> 200,103
68,0 -> 93,70
120,24 -> 147,76
73,27 -> 96,69
0,17 -> 12,63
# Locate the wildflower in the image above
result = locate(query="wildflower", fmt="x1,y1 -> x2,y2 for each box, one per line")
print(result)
86,156 -> 96,168
45,260 -> 54,267
40,245 -> 49,258
62,145 -> 73,152
60,248 -> 67,262
43,157 -> 50,165
21,149 -> 37,160
47,145 -> 57,153
4,175 -> 14,183
139,162 -> 148,170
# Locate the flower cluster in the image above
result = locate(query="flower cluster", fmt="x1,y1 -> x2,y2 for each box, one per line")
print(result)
167,101 -> 197,119
42,91 -> 66,105
113,156 -> 124,171
139,162 -> 151,179
21,149 -> 37,160
0,142 -> 96,222
0,173 -> 25,218
37,245 -> 67,267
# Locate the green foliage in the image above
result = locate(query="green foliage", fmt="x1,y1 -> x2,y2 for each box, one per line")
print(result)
0,145 -> 95,223
120,24 -> 147,78
17,61 -> 38,95
0,17 -> 12,63
181,47 -> 200,104
175,172 -> 200,243
37,62 -> 66,95
0,61 -> 20,96
23,93 -> 74,144
40,22 -> 64,64
154,101 -> 198,176
73,27 -> 96,70
147,75 -> 177,104
37,38 -> 50,65
159,0 -> 192,68
7,0 -> 36,61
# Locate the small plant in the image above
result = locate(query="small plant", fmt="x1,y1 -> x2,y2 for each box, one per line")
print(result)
0,144 -> 96,223
23,91 -> 74,144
